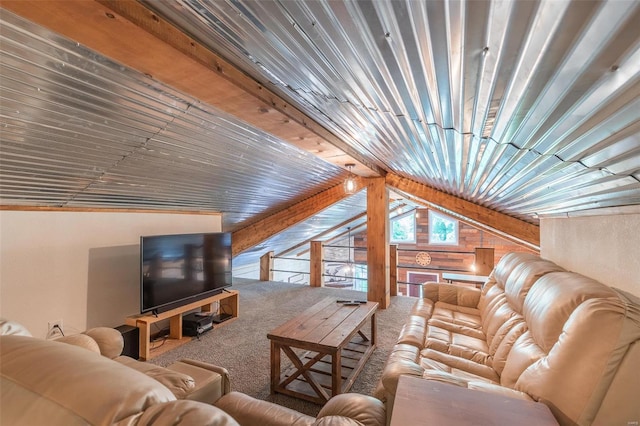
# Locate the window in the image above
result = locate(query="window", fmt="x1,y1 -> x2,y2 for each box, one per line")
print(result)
391,211 -> 416,243
429,211 -> 458,245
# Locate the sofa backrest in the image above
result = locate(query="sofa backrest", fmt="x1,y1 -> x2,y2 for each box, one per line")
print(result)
0,335 -> 176,425
506,272 -> 640,425
478,253 -> 564,375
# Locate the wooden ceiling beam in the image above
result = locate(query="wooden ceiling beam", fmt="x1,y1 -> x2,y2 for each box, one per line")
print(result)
232,178 -> 367,256
1,0 -> 380,177
386,173 -> 540,248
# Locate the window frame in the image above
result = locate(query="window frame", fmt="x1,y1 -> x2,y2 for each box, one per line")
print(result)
390,210 -> 417,244
428,210 -> 459,245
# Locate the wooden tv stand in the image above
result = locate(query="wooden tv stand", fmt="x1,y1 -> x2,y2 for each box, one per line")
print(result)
125,290 -> 238,360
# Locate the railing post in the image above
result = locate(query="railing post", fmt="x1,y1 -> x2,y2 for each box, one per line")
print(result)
260,251 -> 274,281
390,244 -> 398,297
310,240 -> 324,287
474,248 -> 495,275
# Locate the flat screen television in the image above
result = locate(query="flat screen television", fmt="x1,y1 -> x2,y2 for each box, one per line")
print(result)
140,232 -> 232,314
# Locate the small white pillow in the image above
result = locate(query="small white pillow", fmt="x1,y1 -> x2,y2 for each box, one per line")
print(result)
0,319 -> 32,336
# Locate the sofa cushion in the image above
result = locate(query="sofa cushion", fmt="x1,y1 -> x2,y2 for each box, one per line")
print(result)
500,331 -> 545,388
504,260 -> 564,315
492,252 -> 540,286
427,318 -> 485,340
431,302 -> 482,329
422,283 -> 481,308
477,252 -> 541,315
523,272 -> 618,352
420,349 -> 499,382
490,319 -> 527,375
479,287 -> 507,328
425,325 -> 490,365
420,355 -> 498,384
482,302 -> 519,350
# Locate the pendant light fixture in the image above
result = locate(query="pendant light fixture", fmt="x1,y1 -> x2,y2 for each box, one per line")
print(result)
343,163 -> 357,194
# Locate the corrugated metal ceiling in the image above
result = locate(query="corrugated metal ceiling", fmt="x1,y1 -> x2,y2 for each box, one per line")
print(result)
146,0 -> 640,220
1,0 -> 640,260
0,10 -> 349,234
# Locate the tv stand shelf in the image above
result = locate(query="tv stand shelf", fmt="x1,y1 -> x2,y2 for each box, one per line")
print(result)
125,290 -> 238,360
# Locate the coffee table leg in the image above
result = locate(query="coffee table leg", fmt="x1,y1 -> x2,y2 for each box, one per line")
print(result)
270,340 -> 280,394
371,312 -> 377,346
332,350 -> 342,396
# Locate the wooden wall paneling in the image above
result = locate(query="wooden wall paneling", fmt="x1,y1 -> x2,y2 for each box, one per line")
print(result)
386,173 -> 540,248
474,248 -> 495,275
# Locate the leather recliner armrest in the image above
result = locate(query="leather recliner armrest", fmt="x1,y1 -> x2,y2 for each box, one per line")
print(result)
316,393 -> 385,426
115,355 -> 197,400
175,358 -> 231,396
53,327 -> 123,359
56,333 -> 101,354
215,392 -> 385,426
84,327 -> 124,359
380,359 -> 425,395
214,391 -> 315,426
117,399 -> 240,426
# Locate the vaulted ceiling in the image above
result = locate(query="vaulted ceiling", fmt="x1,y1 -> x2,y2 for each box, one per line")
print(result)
1,1 -> 639,266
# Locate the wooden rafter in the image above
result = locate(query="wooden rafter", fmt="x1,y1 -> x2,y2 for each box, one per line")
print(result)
231,178 -> 366,256
386,173 -> 540,248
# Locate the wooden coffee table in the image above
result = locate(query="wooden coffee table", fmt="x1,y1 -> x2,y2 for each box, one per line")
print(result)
267,297 -> 378,404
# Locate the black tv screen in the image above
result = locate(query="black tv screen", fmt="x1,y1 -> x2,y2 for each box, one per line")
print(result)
140,232 -> 232,314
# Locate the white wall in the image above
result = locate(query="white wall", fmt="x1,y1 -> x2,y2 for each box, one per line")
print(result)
540,210 -> 640,297
0,210 -> 221,338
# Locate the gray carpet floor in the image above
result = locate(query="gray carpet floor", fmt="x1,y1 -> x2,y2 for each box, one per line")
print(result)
149,278 -> 415,416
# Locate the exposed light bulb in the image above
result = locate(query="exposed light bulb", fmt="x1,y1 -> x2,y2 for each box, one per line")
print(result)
344,177 -> 356,193
343,163 -> 357,194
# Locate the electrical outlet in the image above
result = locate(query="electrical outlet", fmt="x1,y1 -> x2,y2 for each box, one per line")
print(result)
47,319 -> 63,338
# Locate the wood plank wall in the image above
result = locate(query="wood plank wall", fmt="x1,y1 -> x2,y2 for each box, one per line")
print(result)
354,208 -> 537,284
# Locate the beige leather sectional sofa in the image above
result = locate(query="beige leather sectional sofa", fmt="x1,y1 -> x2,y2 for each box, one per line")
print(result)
377,252 -> 640,425
0,321 -> 385,425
